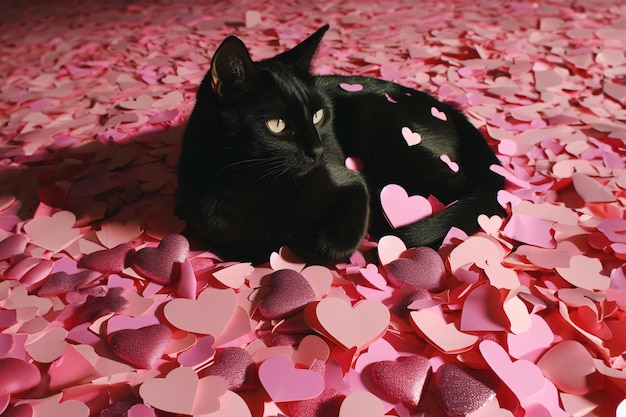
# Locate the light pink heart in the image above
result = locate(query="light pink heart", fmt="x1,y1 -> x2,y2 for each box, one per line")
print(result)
164,287 -> 236,335
339,83 -> 363,92
401,127 -> 422,146
345,156 -> 364,172
440,154 -> 459,172
431,106 -> 448,121
380,184 -> 432,228
258,356 -> 324,402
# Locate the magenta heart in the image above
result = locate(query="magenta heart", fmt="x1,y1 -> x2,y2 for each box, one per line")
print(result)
39,270 -> 101,296
393,288 -> 432,320
433,363 -> 498,416
76,287 -> 129,323
386,250 -> 445,292
0,234 -> 27,260
257,269 -> 316,319
0,358 -> 41,396
199,347 -> 257,391
131,234 -> 189,285
78,243 -> 134,273
371,355 -> 431,407
109,324 -> 172,369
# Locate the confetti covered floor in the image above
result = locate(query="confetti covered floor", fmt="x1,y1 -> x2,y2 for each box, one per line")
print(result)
1,0 -> 626,416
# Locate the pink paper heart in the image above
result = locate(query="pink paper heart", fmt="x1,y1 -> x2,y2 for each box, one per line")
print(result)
95,221 -> 143,249
477,214 -> 503,235
371,355 -> 431,407
178,335 -> 216,367
313,297 -> 390,350
460,284 -> 507,332
131,234 -> 189,285
109,324 -> 172,369
23,211 -> 81,252
212,262 -> 254,288
555,255 -> 610,291
164,287 -> 236,335
345,156 -> 364,172
139,366 -> 228,415
433,363 -> 498,416
339,83 -> 363,92
199,347 -> 257,391
440,154 -> 459,172
78,243 -> 134,274
431,106 -> 448,121
536,340 -> 601,395
410,310 -> 478,354
401,127 -> 422,146
0,234 -> 27,260
258,356 -> 324,402
572,173 -> 615,203
377,235 -> 407,266
339,391 -> 385,417
30,396 -> 89,417
380,184 -> 432,229
118,94 -> 153,110
292,335 -> 330,367
0,358 -> 41,396
288,388 -> 345,417
258,269 -> 316,319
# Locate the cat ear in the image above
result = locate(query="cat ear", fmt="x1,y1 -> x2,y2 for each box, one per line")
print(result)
276,24 -> 329,75
210,35 -> 258,97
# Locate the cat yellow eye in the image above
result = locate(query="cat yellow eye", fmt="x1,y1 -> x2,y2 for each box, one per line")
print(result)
313,109 -> 324,125
266,118 -> 286,134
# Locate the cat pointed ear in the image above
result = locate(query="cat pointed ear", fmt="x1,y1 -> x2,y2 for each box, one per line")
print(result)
276,24 -> 329,75
210,35 -> 258,97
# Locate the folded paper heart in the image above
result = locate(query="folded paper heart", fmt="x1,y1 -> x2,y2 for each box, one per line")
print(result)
139,366 -> 228,415
164,287 -> 237,335
258,356 -> 325,402
0,358 -> 41,396
0,234 -> 27,260
380,184 -> 432,229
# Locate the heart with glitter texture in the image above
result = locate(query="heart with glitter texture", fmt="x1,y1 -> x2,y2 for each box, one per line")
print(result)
433,363 -> 498,416
78,243 -> 134,273
380,184 -> 432,229
199,347 -> 257,391
131,234 -> 189,285
258,356 -> 324,402
258,269 -> 316,319
371,355 -> 431,407
109,324 -> 172,369
38,270 -> 101,296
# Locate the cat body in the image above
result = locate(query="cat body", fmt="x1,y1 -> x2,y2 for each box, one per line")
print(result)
177,25 -> 505,264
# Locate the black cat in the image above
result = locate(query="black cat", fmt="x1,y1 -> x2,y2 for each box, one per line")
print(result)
176,25 -> 505,265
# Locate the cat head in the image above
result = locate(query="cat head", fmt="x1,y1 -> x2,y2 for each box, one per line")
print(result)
194,25 -> 332,180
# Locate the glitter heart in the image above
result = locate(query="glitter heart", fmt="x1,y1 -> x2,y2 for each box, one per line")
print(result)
401,126 -> 422,146
38,270 -> 100,296
371,355 -> 431,407
109,324 -> 172,369
380,184 -> 433,229
386,247 -> 445,292
288,388 -> 345,417
199,347 -> 257,391
131,234 -> 189,285
78,243 -> 134,274
257,269 -> 316,319
433,363 -> 498,416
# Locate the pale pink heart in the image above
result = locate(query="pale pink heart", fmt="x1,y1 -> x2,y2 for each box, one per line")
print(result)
359,263 -> 387,290
555,255 -> 610,291
536,340 -> 601,395
401,126 -> 422,146
410,310 -> 478,354
292,335 -> 330,367
380,184 -> 432,229
212,262 -> 254,288
139,367 -> 228,415
440,154 -> 459,172
339,391 -> 385,417
108,324 -> 172,369
371,355 -> 431,407
571,173 -> 615,203
95,221 -> 143,249
131,234 -> 189,285
178,335 -> 216,367
118,94 -> 153,110
30,397 -> 89,417
198,391 -> 252,417
345,156 -> 364,172
460,284 -> 507,332
477,214 -> 503,235
597,219 -> 626,243
377,235 -> 407,266
270,246 -> 305,272
153,91 -> 184,109
24,327 -> 68,363
314,297 -> 390,350
127,404 -> 156,417
23,211 -> 81,252
507,314 -> 554,361
339,83 -> 363,92
258,356 -> 324,402
431,106 -> 448,121
300,265 -> 333,299
433,363 -> 498,416
164,287 -> 236,335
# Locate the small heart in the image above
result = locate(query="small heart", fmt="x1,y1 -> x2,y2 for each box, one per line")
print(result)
75,287 -> 129,323
345,156 -> 364,172
371,355 -> 431,407
38,270 -> 100,296
258,356 -> 324,402
440,154 -> 459,172
380,184 -> 432,229
0,234 -> 27,260
78,243 -> 134,274
555,255 -> 610,291
339,390 -> 385,417
377,235 -> 407,266
258,269 -> 316,319
164,287 -> 236,335
118,94 -> 153,110
536,340 -> 601,395
433,363 -> 498,416
292,335 -> 330,367
131,234 -> 189,285
339,83 -> 363,92
431,106 -> 448,121
109,324 -> 171,369
477,214 -> 503,235
199,347 -> 257,391
401,127 -> 422,146
23,211 -> 81,252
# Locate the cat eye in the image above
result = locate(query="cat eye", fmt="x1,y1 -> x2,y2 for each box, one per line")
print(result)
266,118 -> 287,134
312,109 -> 324,125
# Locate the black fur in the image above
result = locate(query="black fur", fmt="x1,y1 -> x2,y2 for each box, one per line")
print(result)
177,25 -> 505,264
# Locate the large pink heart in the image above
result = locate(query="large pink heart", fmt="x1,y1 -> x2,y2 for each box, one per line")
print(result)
380,184 -> 432,229
257,269 -> 316,319
108,324 -> 172,369
199,347 -> 257,391
164,287 -> 236,335
433,363 -> 498,416
371,355 -> 431,407
131,234 -> 189,285
258,356 -> 324,402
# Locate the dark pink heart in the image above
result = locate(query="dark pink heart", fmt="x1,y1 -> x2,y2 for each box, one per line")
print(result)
109,324 -> 172,369
371,355 -> 431,407
287,387 -> 345,417
393,288 -> 432,320
433,363 -> 498,416
77,243 -> 134,274
38,270 -> 101,296
76,287 -> 129,323
386,247 -> 446,291
199,347 -> 257,391
0,358 -> 41,396
0,234 -> 27,261
131,234 -> 189,285
257,269 -> 316,319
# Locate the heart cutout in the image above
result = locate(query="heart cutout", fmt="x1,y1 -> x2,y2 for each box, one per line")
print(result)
431,106 -> 448,121
199,347 -> 257,391
258,269 -> 316,319
433,363 -> 498,416
258,356 -> 324,402
131,234 -> 189,285
0,358 -> 41,396
78,243 -> 134,274
371,355 -> 431,407
164,287 -> 236,335
339,391 -> 385,417
401,127 -> 422,146
339,83 -> 363,92
380,184 -> 432,229
0,234 -> 27,260
23,211 -> 81,252
440,154 -> 459,172
108,324 -> 172,369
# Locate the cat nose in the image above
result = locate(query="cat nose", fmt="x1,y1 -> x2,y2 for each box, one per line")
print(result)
306,145 -> 324,162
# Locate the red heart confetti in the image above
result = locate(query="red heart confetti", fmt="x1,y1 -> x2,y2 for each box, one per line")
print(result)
2,2 -> 626,417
